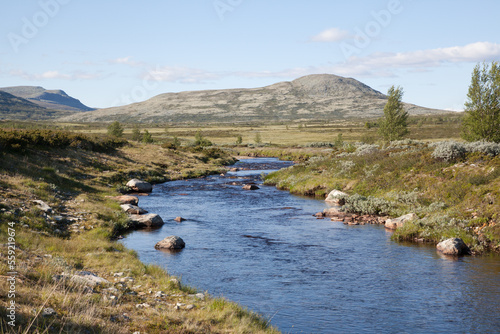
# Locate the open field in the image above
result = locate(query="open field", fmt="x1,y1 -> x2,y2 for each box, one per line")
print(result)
0,113 -> 463,147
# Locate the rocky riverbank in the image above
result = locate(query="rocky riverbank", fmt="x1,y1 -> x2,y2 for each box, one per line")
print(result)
0,133 -> 279,333
265,140 -> 500,254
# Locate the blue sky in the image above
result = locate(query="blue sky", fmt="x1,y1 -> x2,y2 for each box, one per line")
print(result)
1,0 -> 500,111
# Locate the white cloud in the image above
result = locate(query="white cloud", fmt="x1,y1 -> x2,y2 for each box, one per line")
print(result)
310,28 -> 352,42
342,42 -> 500,73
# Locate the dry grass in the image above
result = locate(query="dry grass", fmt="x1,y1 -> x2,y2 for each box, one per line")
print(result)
0,136 -> 279,333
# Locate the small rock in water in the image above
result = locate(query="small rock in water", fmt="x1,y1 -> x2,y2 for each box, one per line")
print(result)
155,236 -> 186,250
242,184 -> 259,190
437,238 -> 471,256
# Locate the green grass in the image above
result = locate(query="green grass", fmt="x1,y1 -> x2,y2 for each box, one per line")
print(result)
0,128 -> 279,333
263,140 -> 500,254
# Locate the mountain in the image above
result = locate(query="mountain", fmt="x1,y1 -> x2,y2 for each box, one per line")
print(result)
0,91 -> 63,120
0,86 -> 95,112
62,74 -> 446,123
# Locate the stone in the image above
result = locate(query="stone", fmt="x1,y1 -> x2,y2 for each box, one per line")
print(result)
120,204 -> 148,215
174,217 -> 186,222
33,200 -> 52,213
129,214 -> 164,228
155,236 -> 185,250
325,190 -> 348,205
42,307 -> 57,317
242,184 -> 259,190
126,179 -> 153,193
55,271 -> 110,288
323,207 -> 342,217
110,195 -> 139,205
437,238 -> 471,256
384,213 -> 418,230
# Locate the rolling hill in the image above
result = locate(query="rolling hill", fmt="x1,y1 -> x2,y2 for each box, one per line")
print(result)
61,74 -> 447,123
0,86 -> 95,112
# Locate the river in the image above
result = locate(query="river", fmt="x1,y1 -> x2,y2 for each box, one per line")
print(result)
121,158 -> 500,333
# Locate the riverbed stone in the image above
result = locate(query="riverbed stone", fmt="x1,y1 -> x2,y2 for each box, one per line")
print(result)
384,213 -> 418,230
111,195 -> 139,205
120,204 -> 148,215
325,190 -> 348,205
437,238 -> 471,256
155,236 -> 185,250
174,217 -> 186,222
126,179 -> 153,193
129,214 -> 164,228
242,184 -> 259,190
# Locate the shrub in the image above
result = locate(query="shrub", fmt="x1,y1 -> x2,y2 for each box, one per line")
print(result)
0,129 -> 126,152
431,141 -> 466,162
464,141 -> 500,157
354,144 -> 380,156
342,194 -> 396,215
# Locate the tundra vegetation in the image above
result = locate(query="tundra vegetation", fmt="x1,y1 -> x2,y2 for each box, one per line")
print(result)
0,127 -> 277,333
0,85 -> 499,332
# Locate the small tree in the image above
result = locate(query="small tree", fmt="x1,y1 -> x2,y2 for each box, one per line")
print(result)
462,61 -> 500,142
254,132 -> 262,144
131,125 -> 141,141
172,136 -> 181,148
107,121 -> 124,138
378,85 -> 408,141
235,135 -> 243,145
142,130 -> 154,143
194,130 -> 212,147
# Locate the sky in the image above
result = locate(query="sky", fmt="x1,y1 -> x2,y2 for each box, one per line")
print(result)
1,0 -> 500,111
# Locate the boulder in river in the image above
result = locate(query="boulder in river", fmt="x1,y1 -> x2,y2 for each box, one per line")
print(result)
129,214 -> 164,228
126,179 -> 153,193
120,204 -> 148,215
242,184 -> 259,190
174,217 -> 186,222
436,238 -> 471,256
384,213 -> 418,230
155,236 -> 185,250
325,190 -> 348,205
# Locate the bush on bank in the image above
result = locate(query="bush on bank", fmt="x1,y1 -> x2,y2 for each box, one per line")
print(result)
264,140 -> 500,253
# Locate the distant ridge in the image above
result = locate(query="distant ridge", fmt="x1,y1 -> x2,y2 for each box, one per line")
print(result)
0,86 -> 95,112
61,74 -> 447,123
0,90 -> 63,120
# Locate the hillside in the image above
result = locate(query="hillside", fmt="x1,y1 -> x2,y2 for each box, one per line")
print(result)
62,74 -> 446,123
0,86 -> 95,112
0,90 -> 62,120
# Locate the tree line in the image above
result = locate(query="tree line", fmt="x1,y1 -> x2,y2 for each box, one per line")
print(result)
379,61 -> 499,143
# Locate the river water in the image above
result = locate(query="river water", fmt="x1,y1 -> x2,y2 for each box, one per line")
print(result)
121,158 -> 500,333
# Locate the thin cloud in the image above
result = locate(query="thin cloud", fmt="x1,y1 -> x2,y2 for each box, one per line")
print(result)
9,69 -> 103,81
310,28 -> 352,42
109,56 -> 144,67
